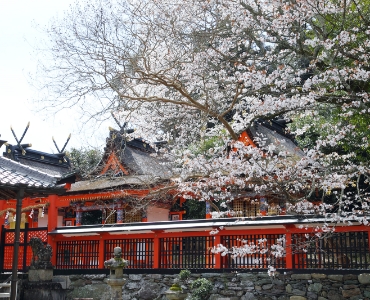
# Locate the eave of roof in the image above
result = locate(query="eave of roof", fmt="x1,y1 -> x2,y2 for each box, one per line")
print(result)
49,215 -> 367,237
68,175 -> 166,192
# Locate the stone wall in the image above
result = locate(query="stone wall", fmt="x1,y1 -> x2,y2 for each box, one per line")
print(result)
65,272 -> 370,300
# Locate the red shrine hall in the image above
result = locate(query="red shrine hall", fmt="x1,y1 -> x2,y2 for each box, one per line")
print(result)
0,122 -> 369,273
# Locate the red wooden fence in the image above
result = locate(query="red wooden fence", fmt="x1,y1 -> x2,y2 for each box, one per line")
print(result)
1,224 -> 370,272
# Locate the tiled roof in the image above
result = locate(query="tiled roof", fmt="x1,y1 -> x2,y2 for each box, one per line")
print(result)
96,127 -> 173,179
249,122 -> 304,161
119,146 -> 173,178
0,156 -> 60,189
4,144 -> 72,177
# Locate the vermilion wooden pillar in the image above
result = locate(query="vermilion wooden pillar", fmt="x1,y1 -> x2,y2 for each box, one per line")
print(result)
98,235 -> 106,269
153,233 -> 160,268
47,194 -> 58,266
285,232 -> 293,269
214,235 -> 221,269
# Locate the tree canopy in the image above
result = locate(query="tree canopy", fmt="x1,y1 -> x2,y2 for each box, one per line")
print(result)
36,0 -> 370,225
67,147 -> 103,178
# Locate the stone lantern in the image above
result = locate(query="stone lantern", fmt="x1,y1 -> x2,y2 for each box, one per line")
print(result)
104,246 -> 128,300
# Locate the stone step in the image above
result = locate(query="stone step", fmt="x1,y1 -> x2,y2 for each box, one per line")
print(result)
0,293 -> 10,298
0,283 -> 10,288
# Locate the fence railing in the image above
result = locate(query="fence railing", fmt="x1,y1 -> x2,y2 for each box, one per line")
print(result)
105,238 -> 154,269
2,225 -> 370,272
56,240 -> 100,269
53,230 -> 370,271
221,234 -> 286,269
292,231 -> 370,269
0,225 -> 48,272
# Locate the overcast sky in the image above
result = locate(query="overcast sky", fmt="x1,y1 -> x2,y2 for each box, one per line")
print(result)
0,0 -> 109,154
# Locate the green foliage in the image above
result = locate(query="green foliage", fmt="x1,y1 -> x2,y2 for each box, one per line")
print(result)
290,104 -> 370,163
179,269 -> 191,281
188,135 -> 225,157
289,105 -> 334,148
190,278 -> 213,300
81,210 -> 102,225
183,199 -> 206,220
67,147 -> 103,177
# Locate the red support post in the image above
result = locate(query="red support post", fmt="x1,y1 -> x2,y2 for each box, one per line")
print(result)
98,235 -> 106,269
285,232 -> 293,269
214,234 -> 221,269
153,234 -> 160,269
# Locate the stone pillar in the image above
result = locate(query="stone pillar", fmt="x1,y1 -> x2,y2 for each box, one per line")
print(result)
28,237 -> 54,282
165,290 -> 188,300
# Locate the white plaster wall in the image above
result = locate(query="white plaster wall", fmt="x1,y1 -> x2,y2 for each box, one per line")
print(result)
37,215 -> 63,227
38,214 -> 48,227
147,206 -> 169,222
57,215 -> 63,227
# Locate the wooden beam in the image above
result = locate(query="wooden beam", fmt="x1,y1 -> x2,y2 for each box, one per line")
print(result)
57,189 -> 150,204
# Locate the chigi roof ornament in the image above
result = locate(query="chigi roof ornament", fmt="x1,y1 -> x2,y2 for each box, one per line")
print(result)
111,111 -> 134,135
0,134 -> 7,148
10,122 -> 32,156
52,133 -> 71,155
3,124 -> 74,177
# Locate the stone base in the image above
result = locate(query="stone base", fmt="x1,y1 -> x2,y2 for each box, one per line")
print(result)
165,290 -> 188,300
28,268 -> 53,282
105,278 -> 126,286
23,281 -> 66,300
105,278 -> 126,300
23,289 -> 66,300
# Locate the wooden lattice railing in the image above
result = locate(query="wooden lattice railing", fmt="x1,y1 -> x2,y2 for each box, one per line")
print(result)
1,224 -> 370,272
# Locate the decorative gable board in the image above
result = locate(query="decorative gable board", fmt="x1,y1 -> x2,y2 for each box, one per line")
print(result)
100,152 -> 129,176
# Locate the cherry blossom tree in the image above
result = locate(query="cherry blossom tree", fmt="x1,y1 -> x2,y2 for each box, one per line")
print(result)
35,0 -> 370,260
